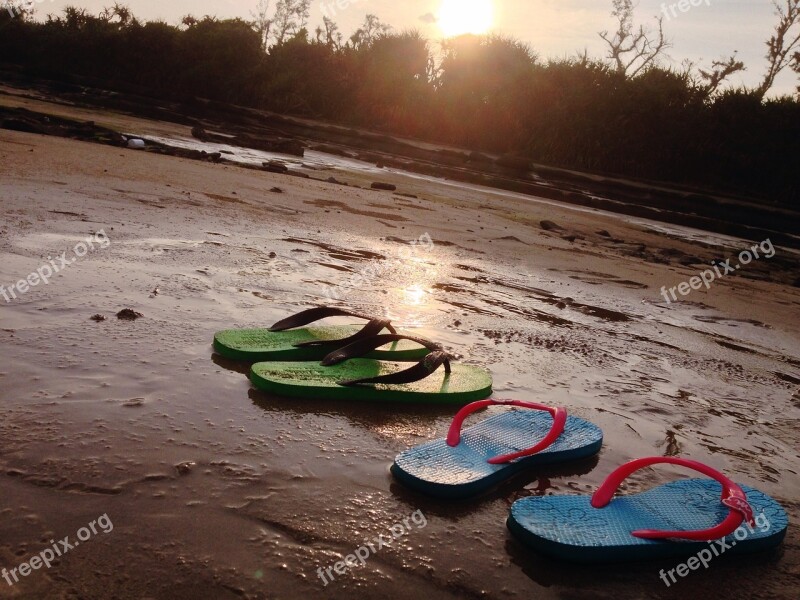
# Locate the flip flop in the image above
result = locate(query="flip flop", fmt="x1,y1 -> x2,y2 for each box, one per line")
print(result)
391,400 -> 603,497
214,306 -> 430,362
508,457 -> 788,563
250,334 -> 493,404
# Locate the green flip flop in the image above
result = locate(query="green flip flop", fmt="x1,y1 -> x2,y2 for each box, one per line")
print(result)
250,334 -> 493,404
214,306 -> 430,362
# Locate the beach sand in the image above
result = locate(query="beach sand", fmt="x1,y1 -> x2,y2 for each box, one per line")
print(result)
1,117 -> 799,599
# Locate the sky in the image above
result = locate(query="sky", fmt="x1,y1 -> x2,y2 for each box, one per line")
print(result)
29,0 -> 798,96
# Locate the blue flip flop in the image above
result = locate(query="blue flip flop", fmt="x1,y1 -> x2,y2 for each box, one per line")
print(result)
508,457 -> 788,563
391,400 -> 603,498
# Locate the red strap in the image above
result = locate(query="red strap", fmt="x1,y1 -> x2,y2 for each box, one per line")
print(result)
446,400 -> 567,465
590,457 -> 756,541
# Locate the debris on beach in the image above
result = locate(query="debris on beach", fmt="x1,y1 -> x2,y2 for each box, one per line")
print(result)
1,107 -> 126,145
263,160 -> 289,174
116,308 -> 144,320
90,314 -> 107,322
191,126 -> 209,140
678,255 -> 703,266
175,461 -> 196,475
540,220 -> 564,232
2,117 -> 43,134
371,182 -> 397,191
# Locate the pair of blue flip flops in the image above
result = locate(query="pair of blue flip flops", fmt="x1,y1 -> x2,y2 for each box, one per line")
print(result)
392,400 -> 788,563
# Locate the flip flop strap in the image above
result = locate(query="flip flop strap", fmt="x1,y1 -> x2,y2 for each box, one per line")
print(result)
322,333 -> 443,364
269,306 -> 395,332
590,457 -> 756,541
293,319 -> 394,349
446,400 -> 567,465
321,334 -> 451,387
269,307 -> 397,351
339,350 -> 451,387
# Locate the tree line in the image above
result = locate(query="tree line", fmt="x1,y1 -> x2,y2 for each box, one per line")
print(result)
0,1 -> 798,203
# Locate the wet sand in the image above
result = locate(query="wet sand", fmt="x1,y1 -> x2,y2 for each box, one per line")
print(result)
1,121 -> 799,600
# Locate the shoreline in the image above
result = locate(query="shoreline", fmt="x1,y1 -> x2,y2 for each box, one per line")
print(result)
2,71 -> 798,248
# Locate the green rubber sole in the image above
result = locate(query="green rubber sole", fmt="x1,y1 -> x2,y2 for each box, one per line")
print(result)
250,359 -> 493,404
214,326 -> 430,362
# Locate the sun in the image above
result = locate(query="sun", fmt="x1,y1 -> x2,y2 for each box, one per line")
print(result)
438,0 -> 494,37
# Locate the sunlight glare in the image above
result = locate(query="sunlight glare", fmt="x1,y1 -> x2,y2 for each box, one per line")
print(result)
403,284 -> 427,306
438,0 -> 494,37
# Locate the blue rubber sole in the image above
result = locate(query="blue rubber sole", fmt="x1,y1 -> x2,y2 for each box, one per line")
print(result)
508,479 -> 788,563
392,409 -> 603,498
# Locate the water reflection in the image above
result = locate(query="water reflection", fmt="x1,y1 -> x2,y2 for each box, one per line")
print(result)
404,284 -> 427,306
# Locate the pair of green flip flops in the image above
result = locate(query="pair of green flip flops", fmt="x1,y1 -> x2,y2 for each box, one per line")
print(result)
214,306 -> 493,404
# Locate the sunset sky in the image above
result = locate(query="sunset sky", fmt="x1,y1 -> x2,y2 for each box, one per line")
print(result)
35,0 -> 796,95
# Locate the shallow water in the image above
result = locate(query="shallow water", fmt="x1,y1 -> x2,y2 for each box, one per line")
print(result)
1,132 -> 799,599
135,133 -> 386,175
134,132 -> 789,253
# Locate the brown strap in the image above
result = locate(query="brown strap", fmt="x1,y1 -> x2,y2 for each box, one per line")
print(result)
321,334 -> 451,387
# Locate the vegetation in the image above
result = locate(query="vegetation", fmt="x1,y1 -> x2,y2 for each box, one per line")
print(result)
0,2 -> 798,203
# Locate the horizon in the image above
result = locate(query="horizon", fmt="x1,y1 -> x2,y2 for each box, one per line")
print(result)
26,0 -> 798,97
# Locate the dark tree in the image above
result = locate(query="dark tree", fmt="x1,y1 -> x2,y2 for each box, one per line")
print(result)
757,0 -> 800,98
599,0 -> 670,77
